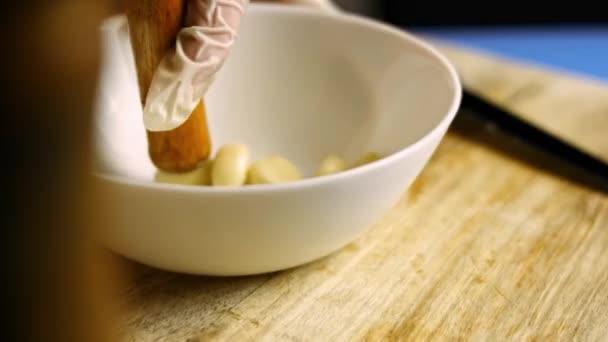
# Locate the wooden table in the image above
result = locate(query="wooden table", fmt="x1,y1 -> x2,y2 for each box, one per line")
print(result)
115,42 -> 608,341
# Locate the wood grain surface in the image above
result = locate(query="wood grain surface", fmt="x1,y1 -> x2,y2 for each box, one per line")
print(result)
113,42 -> 608,341
433,41 -> 608,163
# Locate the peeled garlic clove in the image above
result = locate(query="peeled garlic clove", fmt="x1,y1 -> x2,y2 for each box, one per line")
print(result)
247,156 -> 302,185
211,143 -> 250,186
154,160 -> 213,185
353,152 -> 382,168
316,155 -> 347,176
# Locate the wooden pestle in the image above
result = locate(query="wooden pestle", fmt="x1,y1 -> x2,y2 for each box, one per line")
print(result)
125,0 -> 212,172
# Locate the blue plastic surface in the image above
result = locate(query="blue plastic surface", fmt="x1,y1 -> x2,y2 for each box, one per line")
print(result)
413,25 -> 608,82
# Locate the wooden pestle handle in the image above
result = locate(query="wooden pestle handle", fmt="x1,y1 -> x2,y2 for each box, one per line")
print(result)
125,0 -> 211,172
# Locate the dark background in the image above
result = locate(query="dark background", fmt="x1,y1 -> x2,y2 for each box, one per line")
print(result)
336,0 -> 608,26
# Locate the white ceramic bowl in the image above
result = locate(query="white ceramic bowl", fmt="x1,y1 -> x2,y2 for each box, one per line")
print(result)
92,4 -> 461,276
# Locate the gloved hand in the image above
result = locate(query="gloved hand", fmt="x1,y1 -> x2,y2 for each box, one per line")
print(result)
143,0 -> 336,132
143,0 -> 249,132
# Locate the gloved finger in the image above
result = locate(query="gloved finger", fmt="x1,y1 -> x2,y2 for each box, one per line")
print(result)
143,0 -> 249,132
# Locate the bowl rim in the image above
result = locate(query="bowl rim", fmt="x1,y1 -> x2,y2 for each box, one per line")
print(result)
92,3 -> 462,193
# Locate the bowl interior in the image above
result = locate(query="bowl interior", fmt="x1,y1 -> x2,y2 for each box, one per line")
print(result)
93,5 -> 458,181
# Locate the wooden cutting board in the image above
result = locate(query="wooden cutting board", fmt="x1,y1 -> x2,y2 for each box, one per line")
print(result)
112,42 -> 608,341
435,40 -> 608,164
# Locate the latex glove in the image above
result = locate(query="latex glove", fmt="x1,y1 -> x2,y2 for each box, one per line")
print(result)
143,0 -> 336,132
143,0 -> 249,131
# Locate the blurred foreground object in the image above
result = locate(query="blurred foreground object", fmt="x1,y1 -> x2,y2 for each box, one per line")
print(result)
2,1 -> 124,341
